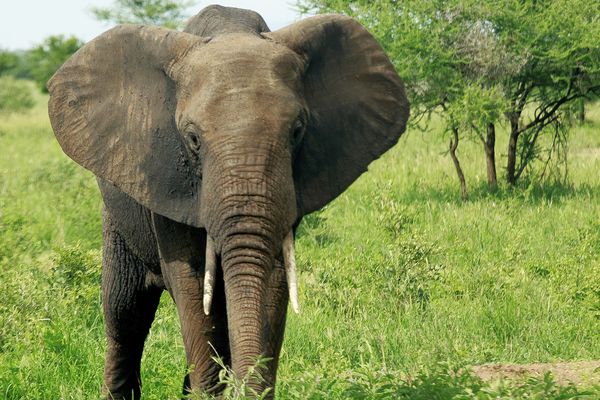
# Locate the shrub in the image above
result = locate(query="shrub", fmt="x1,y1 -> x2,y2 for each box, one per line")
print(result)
0,76 -> 34,114
27,35 -> 83,93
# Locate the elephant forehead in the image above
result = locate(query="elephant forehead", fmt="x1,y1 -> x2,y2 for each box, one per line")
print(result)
185,85 -> 300,134
186,34 -> 304,88
174,35 -> 305,130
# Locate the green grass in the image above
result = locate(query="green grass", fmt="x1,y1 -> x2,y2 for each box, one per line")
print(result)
1,91 -> 599,398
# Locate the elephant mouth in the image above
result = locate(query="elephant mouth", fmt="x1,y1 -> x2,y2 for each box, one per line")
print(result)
202,230 -> 299,315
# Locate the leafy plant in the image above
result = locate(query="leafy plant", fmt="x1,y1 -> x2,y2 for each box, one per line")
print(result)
92,0 -> 195,29
0,76 -> 33,114
1,50 -> 33,80
188,355 -> 272,400
27,35 -> 83,93
1,52 -> 600,400
298,0 -> 600,191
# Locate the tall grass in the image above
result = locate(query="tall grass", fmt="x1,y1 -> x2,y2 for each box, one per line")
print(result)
0,93 -> 598,398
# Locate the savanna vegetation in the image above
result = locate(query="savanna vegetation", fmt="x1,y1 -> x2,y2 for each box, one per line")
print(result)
1,87 -> 599,399
299,0 -> 600,194
1,0 -> 599,398
0,36 -> 83,98
91,0 -> 195,29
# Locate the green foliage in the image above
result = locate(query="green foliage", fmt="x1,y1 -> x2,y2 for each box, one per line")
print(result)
0,50 -> 31,79
189,357 -> 600,399
0,50 -> 20,76
448,84 -> 506,135
52,244 -> 101,303
298,0 -> 600,185
92,0 -> 195,29
0,76 -> 34,114
27,35 -> 84,93
278,360 -> 599,398
298,0 -> 508,127
189,356 -> 272,399
1,94 -> 600,397
299,0 -> 600,121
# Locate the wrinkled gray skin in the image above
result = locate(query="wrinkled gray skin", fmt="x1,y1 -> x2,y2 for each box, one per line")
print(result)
47,5 -> 409,399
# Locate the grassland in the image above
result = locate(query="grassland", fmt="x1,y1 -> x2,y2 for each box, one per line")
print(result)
0,92 -> 599,399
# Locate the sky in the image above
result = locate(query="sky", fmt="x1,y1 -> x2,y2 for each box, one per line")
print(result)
0,0 -> 300,50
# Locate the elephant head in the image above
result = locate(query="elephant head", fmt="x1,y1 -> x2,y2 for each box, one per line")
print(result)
48,12 -> 408,390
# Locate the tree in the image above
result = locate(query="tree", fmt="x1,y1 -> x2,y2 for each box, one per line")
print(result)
0,76 -> 34,114
91,0 -> 194,29
27,35 -> 84,93
297,0 -> 508,194
493,1 -> 600,184
298,0 -> 600,192
0,50 -> 32,79
0,50 -> 19,76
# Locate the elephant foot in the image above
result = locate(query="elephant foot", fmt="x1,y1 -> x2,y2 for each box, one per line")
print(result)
182,372 -> 226,399
103,372 -> 141,400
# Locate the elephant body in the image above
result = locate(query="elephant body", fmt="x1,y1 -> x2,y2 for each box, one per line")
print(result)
47,5 -> 409,399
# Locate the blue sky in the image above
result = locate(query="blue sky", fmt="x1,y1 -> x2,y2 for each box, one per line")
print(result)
0,1 -> 300,50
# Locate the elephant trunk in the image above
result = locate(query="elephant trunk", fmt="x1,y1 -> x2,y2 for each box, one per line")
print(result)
203,230 -> 299,317
220,229 -> 272,382
199,137 -> 297,389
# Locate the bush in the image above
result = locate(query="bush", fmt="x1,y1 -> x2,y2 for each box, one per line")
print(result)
27,35 -> 83,93
0,76 -> 34,114
0,50 -> 19,76
0,49 -> 31,79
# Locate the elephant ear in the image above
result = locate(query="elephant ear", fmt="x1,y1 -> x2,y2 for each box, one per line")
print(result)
48,25 -> 206,227
267,15 -> 409,215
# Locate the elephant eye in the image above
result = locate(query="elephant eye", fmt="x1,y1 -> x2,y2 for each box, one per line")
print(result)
291,117 -> 306,152
183,124 -> 202,155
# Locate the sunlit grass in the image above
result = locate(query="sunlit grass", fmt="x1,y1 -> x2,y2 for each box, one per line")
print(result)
0,92 -> 598,398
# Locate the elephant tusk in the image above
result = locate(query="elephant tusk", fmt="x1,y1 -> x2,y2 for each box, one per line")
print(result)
203,235 -> 217,315
282,231 -> 300,314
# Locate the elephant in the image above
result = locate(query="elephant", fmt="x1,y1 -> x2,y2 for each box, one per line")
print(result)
47,5 -> 409,399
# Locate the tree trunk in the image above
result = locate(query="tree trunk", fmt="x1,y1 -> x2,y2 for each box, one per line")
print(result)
506,114 -> 520,185
449,127 -> 468,200
578,98 -> 585,125
483,122 -> 497,190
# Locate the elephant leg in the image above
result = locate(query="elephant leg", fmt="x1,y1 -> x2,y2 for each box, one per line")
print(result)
102,229 -> 162,400
262,257 -> 289,396
152,214 -> 230,396
163,259 -> 230,396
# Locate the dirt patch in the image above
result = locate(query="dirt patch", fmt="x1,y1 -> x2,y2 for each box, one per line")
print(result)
472,360 -> 600,386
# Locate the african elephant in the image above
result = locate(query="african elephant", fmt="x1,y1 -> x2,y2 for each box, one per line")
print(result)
47,5 -> 409,399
